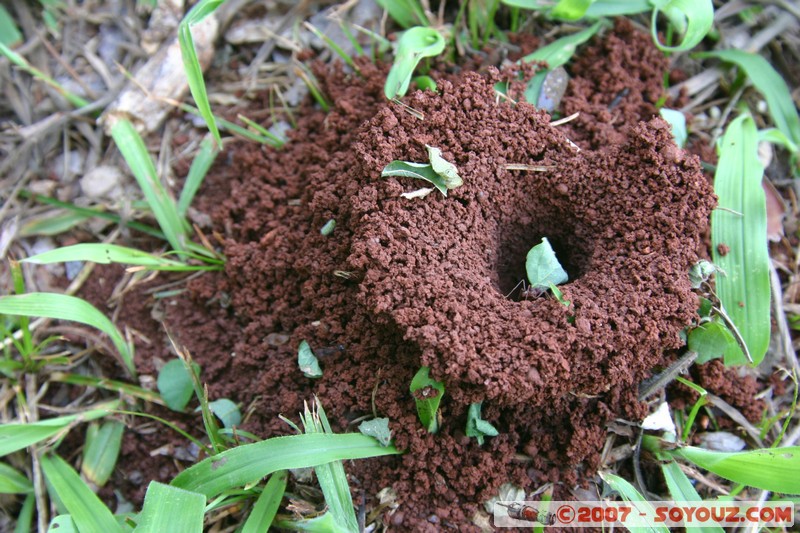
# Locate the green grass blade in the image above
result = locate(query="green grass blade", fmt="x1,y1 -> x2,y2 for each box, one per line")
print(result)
19,210 -> 92,237
136,481 -> 206,533
50,372 -> 163,404
178,0 -> 225,146
0,292 -> 136,376
110,119 -> 187,253
0,5 -> 22,47
673,445 -> 800,493
304,22 -> 360,74
375,0 -> 429,28
0,401 -> 118,456
711,115 -> 770,365
660,460 -> 725,533
0,462 -> 33,494
584,0 -> 651,16
651,0 -> 714,52
23,243 -> 188,270
171,433 -> 399,498
40,453 -> 122,533
299,401 -> 358,532
242,471 -> 287,533
81,420 -> 124,486
15,493 -> 35,533
598,471 -> 671,533
19,192 -> 166,240
697,50 -> 800,147
178,136 -> 219,218
0,42 -> 90,108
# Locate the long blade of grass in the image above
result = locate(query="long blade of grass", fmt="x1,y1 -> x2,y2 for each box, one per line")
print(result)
0,462 -> 33,494
49,372 -> 163,404
136,481 -> 206,533
178,0 -> 224,146
0,401 -> 118,456
697,50 -> 800,147
0,292 -> 136,376
110,119 -> 187,253
711,115 -> 770,365
178,135 -> 219,217
15,493 -> 35,533
0,42 -> 90,108
19,192 -> 166,240
19,210 -> 93,237
650,0 -> 714,52
241,471 -> 287,533
171,433 -> 399,498
0,5 -> 22,46
660,460 -> 724,533
299,400 -> 358,532
598,471 -> 671,533
23,243 -> 189,270
673,445 -> 800,493
304,22 -> 361,75
81,420 -> 124,486
47,515 -> 77,532
40,453 -> 122,533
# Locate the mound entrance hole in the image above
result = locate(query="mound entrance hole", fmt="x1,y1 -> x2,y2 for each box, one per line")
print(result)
493,216 -> 593,300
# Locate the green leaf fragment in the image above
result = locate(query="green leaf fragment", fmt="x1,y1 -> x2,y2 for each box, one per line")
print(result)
548,282 -> 571,307
688,260 -> 718,289
384,27 -> 445,100
688,321 -> 745,365
157,359 -> 199,411
526,238 -> 568,291
426,145 -> 462,189
320,219 -> 336,236
208,398 -> 242,428
382,161 -> 448,196
551,0 -> 593,20
409,366 -> 445,433
298,340 -> 323,378
465,403 -> 499,446
659,108 -> 688,148
358,418 -> 393,447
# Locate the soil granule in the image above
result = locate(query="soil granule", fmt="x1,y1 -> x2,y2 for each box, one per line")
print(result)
95,20 -> 736,530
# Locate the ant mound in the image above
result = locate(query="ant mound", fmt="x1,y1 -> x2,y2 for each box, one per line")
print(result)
173,21 -> 718,529
348,70 -> 715,408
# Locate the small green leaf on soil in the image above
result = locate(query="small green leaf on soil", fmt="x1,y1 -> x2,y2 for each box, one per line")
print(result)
158,359 -> 201,411
358,418 -> 392,446
384,27 -> 446,100
413,75 -> 437,92
298,340 -> 323,378
409,366 -> 445,433
208,398 -> 242,428
320,219 -> 336,236
650,0 -> 714,52
526,238 -> 568,290
382,161 -> 448,196
465,403 -> 499,446
551,0 -> 593,21
688,260 -> 719,289
659,108 -> 688,148
688,321 -> 745,365
426,145 -> 462,189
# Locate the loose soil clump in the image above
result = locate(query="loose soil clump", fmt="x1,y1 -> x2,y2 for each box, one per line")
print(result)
108,21 -> 729,529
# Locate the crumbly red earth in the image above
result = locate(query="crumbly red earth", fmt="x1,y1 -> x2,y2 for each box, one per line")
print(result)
78,19 -> 761,531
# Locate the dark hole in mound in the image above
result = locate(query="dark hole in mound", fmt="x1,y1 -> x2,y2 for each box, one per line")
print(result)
493,217 -> 592,299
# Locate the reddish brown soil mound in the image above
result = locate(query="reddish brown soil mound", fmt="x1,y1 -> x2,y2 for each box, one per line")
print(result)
103,20 -> 721,529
